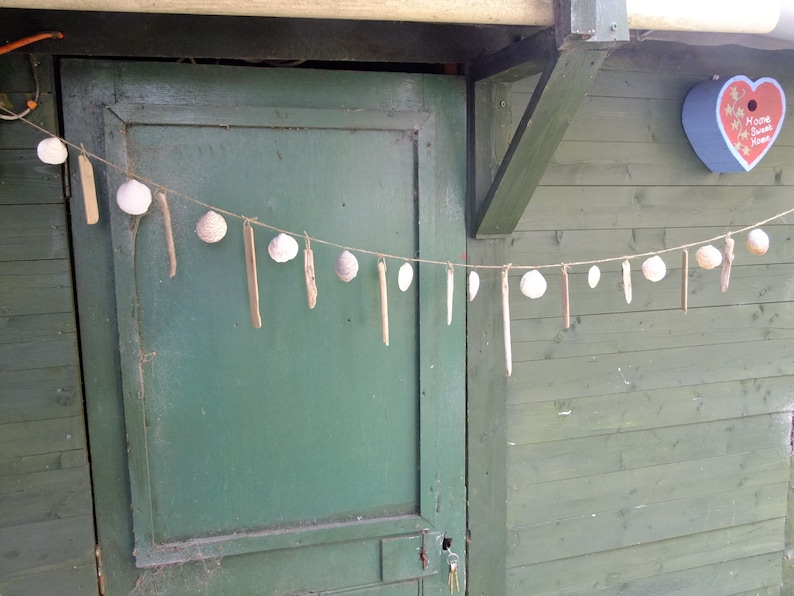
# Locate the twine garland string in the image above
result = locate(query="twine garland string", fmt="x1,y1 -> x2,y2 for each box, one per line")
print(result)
6,107 -> 791,274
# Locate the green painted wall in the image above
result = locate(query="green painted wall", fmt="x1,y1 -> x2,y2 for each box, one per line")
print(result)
0,54 -> 98,596
503,42 -> 794,594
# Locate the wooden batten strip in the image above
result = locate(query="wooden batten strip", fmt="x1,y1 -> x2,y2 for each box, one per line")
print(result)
77,153 -> 99,225
502,266 -> 512,377
561,264 -> 570,329
243,221 -> 262,329
154,190 -> 177,278
721,235 -> 735,293
378,258 -> 389,346
681,248 -> 689,313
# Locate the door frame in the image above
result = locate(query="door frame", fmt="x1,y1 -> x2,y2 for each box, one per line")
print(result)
62,58 -> 467,594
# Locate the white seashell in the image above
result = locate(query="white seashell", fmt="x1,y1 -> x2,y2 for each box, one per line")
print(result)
37,137 -> 68,165
745,228 -> 770,255
335,250 -> 359,282
398,262 -> 414,291
587,265 -> 601,289
641,255 -> 666,282
695,245 -> 722,269
116,179 -> 152,215
519,269 -> 547,299
268,233 -> 299,263
195,210 -> 227,243
468,270 -> 480,302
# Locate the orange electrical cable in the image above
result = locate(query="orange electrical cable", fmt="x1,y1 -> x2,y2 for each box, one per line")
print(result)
0,31 -> 64,56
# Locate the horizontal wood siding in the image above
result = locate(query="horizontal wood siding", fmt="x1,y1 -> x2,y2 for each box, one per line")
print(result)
0,54 -> 98,596
505,42 -> 794,595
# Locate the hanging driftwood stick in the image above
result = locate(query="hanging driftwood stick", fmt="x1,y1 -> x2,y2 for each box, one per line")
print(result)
446,263 -> 454,326
304,234 -> 317,309
721,234 -> 735,293
502,266 -> 512,377
681,248 -> 689,313
561,264 -> 570,329
243,220 -> 262,329
378,258 -> 389,346
622,259 -> 632,305
154,190 -> 177,278
77,150 -> 99,225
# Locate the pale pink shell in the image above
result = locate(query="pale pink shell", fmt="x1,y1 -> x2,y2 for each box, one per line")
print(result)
195,211 -> 227,243
268,233 -> 299,263
695,245 -> 722,269
335,250 -> 359,282
641,255 -> 666,282
745,229 -> 770,255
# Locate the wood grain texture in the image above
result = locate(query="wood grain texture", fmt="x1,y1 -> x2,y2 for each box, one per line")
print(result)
504,45 -> 794,595
0,54 -> 98,596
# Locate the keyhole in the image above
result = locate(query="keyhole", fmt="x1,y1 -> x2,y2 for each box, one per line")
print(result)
748,99 -> 758,112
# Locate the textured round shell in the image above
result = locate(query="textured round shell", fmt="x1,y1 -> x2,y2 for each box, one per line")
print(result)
587,265 -> 601,289
195,210 -> 227,243
519,269 -> 547,299
37,137 -> 68,165
335,250 -> 359,282
268,233 -> 299,263
116,179 -> 152,215
398,262 -> 414,291
745,228 -> 770,255
695,245 -> 722,269
468,270 -> 480,302
641,255 -> 667,282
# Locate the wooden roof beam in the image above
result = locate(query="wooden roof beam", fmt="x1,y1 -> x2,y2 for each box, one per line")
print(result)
472,0 -> 629,237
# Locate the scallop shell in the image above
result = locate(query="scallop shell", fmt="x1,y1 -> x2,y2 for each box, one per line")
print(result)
519,269 -> 547,299
641,255 -> 667,282
745,228 -> 770,255
268,233 -> 299,263
116,179 -> 152,215
587,265 -> 601,289
398,262 -> 414,291
335,250 -> 359,282
468,270 -> 480,302
37,137 -> 68,165
195,210 -> 227,243
695,245 -> 722,269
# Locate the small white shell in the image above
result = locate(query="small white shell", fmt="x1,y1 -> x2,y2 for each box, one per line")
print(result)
195,210 -> 227,243
587,265 -> 601,289
468,270 -> 480,302
37,137 -> 68,165
746,228 -> 770,255
398,262 -> 414,291
116,179 -> 152,215
519,269 -> 547,299
641,255 -> 667,282
695,245 -> 722,269
335,250 -> 359,282
268,233 -> 299,263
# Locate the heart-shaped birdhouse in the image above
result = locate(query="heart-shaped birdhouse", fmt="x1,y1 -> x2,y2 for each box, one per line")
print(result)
682,75 -> 786,172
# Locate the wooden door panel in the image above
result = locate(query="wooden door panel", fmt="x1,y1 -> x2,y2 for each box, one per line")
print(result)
64,60 -> 465,595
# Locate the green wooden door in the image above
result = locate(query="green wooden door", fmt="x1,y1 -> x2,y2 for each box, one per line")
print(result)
62,60 -> 465,595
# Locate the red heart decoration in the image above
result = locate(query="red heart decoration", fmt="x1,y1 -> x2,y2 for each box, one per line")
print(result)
717,76 -> 785,170
682,75 -> 786,172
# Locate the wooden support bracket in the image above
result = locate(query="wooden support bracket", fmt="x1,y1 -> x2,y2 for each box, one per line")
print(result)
469,0 -> 627,237
473,45 -> 608,236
